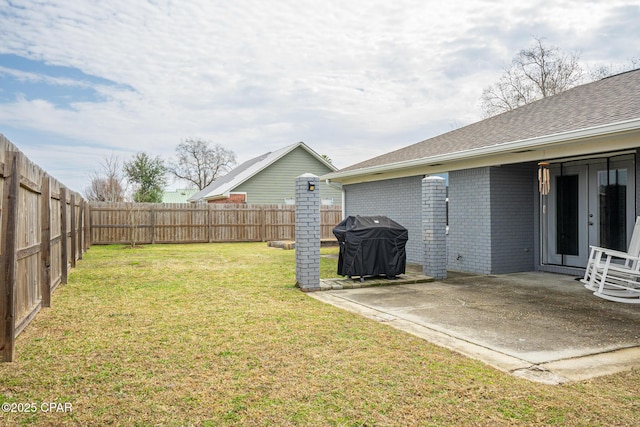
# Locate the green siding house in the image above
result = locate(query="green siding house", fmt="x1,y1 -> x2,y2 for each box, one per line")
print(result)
189,142 -> 341,205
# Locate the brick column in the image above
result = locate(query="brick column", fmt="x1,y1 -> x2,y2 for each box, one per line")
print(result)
422,176 -> 447,279
295,173 -> 321,291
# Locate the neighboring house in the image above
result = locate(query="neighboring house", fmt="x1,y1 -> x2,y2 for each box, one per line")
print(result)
189,142 -> 342,205
324,69 -> 640,276
162,188 -> 199,203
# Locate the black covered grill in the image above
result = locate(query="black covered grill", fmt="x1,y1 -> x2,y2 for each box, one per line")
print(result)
333,215 -> 408,280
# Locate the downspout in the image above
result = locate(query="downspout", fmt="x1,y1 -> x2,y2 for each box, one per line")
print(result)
326,179 -> 345,218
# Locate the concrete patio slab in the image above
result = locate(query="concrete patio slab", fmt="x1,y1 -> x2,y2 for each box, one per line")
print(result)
319,272 -> 434,290
309,271 -> 640,384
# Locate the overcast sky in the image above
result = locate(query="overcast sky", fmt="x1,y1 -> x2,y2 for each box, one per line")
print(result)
0,0 -> 638,193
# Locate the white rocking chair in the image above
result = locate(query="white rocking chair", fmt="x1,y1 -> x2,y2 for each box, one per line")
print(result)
580,216 -> 640,303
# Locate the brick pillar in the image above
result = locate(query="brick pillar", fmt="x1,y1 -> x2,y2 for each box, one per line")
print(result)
423,176 -> 447,279
295,174 -> 321,291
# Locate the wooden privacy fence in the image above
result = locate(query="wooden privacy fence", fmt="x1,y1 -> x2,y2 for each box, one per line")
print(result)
0,135 -> 89,362
89,202 -> 342,244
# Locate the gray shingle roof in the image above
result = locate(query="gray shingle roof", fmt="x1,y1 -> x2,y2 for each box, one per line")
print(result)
189,151 -> 271,201
338,69 -> 640,173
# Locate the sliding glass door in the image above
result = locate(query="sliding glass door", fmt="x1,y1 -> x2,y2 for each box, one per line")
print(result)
543,155 -> 635,268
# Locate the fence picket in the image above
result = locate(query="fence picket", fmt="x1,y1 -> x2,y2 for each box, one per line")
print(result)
1,151 -> 20,361
40,175 -> 51,308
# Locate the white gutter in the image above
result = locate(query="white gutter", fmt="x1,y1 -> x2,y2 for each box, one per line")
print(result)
324,118 -> 640,182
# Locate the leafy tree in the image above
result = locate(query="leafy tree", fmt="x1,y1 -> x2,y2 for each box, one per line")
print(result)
480,37 -> 583,117
84,154 -> 126,202
123,152 -> 167,203
167,138 -> 236,190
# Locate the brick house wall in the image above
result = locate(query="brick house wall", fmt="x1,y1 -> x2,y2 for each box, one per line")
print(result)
447,164 -> 535,274
343,164 -> 537,274
208,193 -> 246,204
447,167 -> 492,273
489,164 -> 536,273
343,176 -> 423,264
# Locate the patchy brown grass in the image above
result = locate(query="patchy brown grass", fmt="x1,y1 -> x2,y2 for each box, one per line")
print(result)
1,243 -> 639,426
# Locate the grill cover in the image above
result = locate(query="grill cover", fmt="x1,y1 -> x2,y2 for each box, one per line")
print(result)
333,215 -> 408,278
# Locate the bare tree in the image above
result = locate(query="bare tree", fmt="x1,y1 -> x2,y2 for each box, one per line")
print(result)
480,37 -> 583,117
84,154 -> 126,202
167,138 -> 236,190
588,58 -> 640,81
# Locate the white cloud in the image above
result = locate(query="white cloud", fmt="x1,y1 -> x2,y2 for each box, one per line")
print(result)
0,0 -> 638,191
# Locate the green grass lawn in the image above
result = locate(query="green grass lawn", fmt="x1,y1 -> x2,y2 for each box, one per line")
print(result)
1,243 -> 639,426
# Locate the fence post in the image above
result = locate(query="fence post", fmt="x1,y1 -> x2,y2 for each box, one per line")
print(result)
70,194 -> 77,267
208,204 -> 213,243
1,151 -> 20,362
295,174 -> 321,291
40,175 -> 52,308
84,201 -> 91,250
60,187 -> 69,284
260,206 -> 266,242
150,205 -> 156,244
77,199 -> 84,260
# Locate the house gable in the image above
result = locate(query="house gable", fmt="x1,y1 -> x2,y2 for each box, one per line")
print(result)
189,141 -> 340,204
233,145 -> 342,204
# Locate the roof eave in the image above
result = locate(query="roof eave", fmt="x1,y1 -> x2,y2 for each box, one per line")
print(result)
324,118 -> 640,184
203,192 -> 230,201
297,141 -> 338,171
